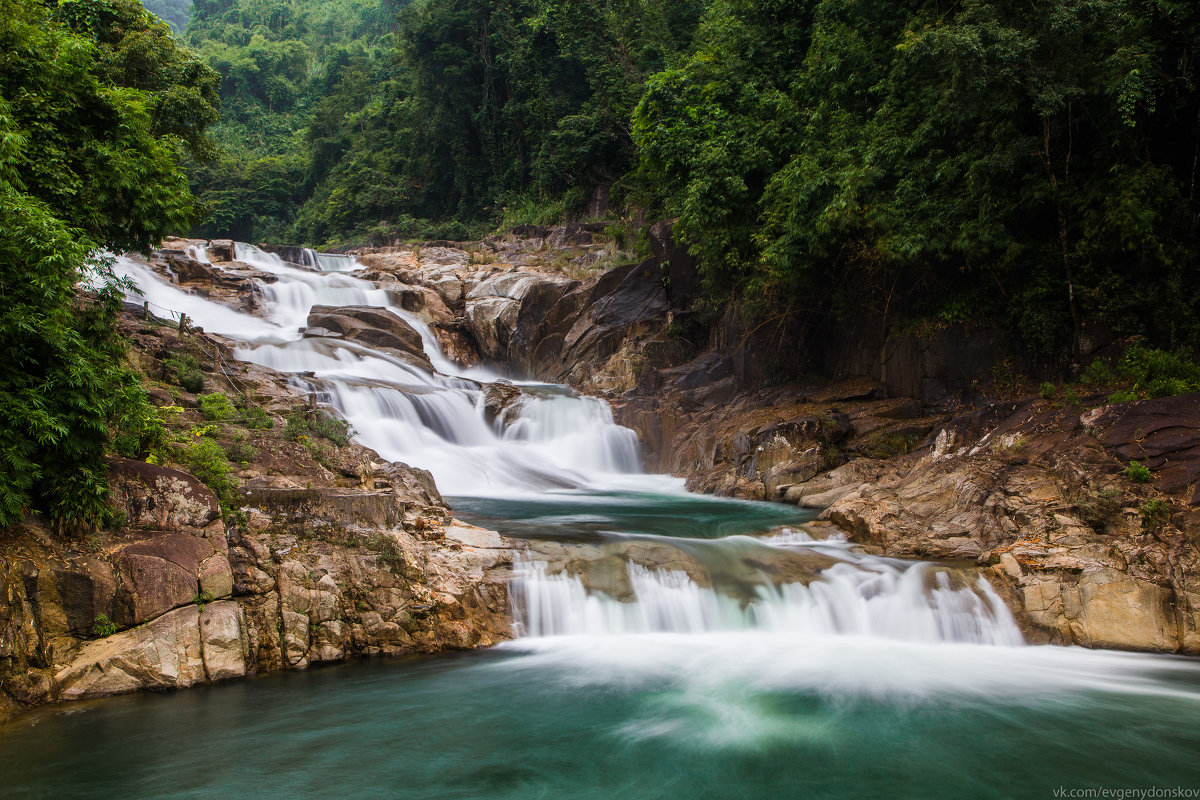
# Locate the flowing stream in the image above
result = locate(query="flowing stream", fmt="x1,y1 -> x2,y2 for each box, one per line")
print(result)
4,246 -> 1198,797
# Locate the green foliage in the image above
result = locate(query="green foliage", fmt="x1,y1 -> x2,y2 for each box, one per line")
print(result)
198,391 -> 237,421
286,410 -> 351,446
0,0 -> 216,528
92,613 -> 117,637
369,534 -> 405,575
1140,498 -> 1170,532
240,404 -> 275,429
163,355 -> 207,393
1125,460 -> 1152,484
863,432 -> 919,460
193,589 -> 214,612
180,436 -> 241,522
1085,344 -> 1200,402
632,0 -> 1200,357
1040,382 -> 1057,401
1114,345 -> 1200,399
225,439 -> 257,463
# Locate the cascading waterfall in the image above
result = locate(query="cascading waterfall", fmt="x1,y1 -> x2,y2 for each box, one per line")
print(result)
510,556 -> 1023,645
114,242 -> 1023,650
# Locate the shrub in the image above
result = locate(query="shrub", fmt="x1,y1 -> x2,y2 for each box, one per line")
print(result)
1125,460 -> 1151,483
163,355 -> 206,394
180,438 -> 242,526
1039,382 -> 1056,400
1075,487 -> 1124,530
287,410 -> 351,446
1080,359 -> 1116,386
1108,388 -> 1138,404
225,440 -> 257,464
1099,345 -> 1200,403
198,392 -> 237,421
1140,499 -> 1170,532
241,404 -> 274,429
92,613 -> 117,638
864,432 -> 919,459
193,590 -> 214,612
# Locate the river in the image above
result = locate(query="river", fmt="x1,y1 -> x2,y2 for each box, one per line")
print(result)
3,245 -> 1197,798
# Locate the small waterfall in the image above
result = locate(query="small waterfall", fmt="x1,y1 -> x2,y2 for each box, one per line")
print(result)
511,557 -> 1023,645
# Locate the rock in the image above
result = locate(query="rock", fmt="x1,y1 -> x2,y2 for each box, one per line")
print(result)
198,554 -> 234,599
107,458 -> 221,535
482,381 -> 521,425
55,606 -> 206,700
1088,394 -> 1200,503
208,240 -> 234,262
113,533 -> 217,625
306,305 -> 432,370
282,609 -> 310,667
648,219 -> 698,308
199,601 -> 248,681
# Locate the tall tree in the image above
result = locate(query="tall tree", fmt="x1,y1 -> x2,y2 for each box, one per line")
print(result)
0,0 -> 219,527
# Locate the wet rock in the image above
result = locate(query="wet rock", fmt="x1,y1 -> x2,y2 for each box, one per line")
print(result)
482,381 -> 521,425
306,305 -> 432,370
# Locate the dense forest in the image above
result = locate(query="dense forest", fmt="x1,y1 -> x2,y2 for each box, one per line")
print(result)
175,0 -> 1200,364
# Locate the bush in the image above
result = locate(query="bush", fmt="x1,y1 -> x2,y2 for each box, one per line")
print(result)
225,440 -> 257,463
241,404 -> 274,429
1140,499 -> 1170,532
92,613 -> 117,638
1076,487 -> 1124,530
287,410 -> 351,446
1125,460 -> 1151,483
1100,345 -> 1200,403
1039,382 -> 1056,400
180,438 -> 242,525
864,432 -> 919,459
163,355 -> 206,394
198,392 -> 237,421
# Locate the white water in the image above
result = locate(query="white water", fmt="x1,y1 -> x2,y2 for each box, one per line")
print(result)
113,244 -> 1023,645
512,555 -> 1023,645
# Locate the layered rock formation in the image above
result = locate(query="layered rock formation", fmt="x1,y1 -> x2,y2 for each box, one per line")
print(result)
0,309 -> 514,723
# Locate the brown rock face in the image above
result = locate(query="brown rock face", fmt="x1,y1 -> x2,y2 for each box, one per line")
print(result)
1086,394 -> 1200,503
306,305 -> 433,370
107,458 -> 222,534
787,397 -> 1200,654
0,444 -> 512,724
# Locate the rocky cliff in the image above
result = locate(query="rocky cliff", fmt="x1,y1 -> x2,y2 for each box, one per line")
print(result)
0,307 -> 513,724
328,228 -> 1200,657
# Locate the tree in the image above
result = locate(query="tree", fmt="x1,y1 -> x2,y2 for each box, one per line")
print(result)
0,0 -> 219,527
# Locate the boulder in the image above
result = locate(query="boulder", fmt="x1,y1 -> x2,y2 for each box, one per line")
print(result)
113,533 -> 217,625
107,458 -> 221,535
305,305 -> 432,370
55,606 -> 206,700
199,601 -> 249,681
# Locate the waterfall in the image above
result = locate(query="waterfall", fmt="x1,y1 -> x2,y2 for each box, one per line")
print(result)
510,557 -> 1023,645
113,242 -> 1028,651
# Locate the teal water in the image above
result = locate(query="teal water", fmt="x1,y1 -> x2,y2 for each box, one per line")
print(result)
3,492 -> 1200,797
449,490 -> 819,541
2,639 -> 1198,799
